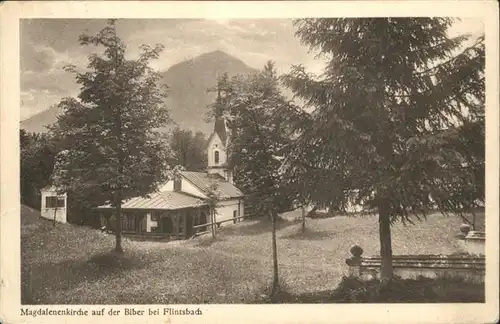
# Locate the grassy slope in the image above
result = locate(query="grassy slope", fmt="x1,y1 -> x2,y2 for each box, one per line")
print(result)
21,206 -> 478,304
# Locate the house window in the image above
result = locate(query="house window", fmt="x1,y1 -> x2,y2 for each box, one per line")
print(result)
214,151 -> 220,164
45,196 -> 65,208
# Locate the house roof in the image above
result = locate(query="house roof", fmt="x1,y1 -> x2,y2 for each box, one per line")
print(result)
41,185 -> 63,192
181,171 -> 244,199
41,185 -> 57,191
96,191 -> 207,210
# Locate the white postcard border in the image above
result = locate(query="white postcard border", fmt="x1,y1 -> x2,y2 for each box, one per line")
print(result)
1,1 -> 499,324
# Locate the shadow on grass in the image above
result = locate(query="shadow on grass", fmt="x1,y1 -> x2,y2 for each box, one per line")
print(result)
280,228 -> 333,241
22,251 -> 150,305
192,235 -> 227,247
88,251 -> 144,271
221,218 -> 297,236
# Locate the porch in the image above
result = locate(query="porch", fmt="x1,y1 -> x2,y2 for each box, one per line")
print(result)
99,206 -> 211,240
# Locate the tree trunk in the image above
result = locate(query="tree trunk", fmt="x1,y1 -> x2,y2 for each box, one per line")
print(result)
378,200 -> 393,283
114,193 -> 124,254
270,209 -> 280,300
471,210 -> 477,231
211,209 -> 217,239
301,206 -> 306,233
53,206 -> 58,227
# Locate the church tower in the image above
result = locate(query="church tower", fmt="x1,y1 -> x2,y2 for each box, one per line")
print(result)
207,86 -> 233,184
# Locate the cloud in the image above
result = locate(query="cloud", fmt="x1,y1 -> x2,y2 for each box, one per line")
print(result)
20,18 -> 485,121
21,69 -> 75,95
20,42 -> 56,73
21,89 -> 71,120
21,19 -> 109,53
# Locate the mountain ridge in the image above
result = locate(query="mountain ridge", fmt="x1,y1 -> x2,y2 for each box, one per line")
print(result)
20,50 -> 259,134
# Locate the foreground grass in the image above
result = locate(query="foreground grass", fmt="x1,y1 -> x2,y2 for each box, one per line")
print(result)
22,207 -> 479,304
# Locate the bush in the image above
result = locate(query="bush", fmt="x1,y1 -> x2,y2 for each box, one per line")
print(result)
259,276 -> 485,303
327,276 -> 484,303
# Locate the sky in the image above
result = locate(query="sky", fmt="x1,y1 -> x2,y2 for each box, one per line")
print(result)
20,18 -> 484,120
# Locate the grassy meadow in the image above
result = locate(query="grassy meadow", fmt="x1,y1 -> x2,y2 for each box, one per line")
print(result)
21,205 -> 482,304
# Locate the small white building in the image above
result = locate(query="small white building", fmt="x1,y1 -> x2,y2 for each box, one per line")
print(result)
40,186 -> 67,223
95,113 -> 245,239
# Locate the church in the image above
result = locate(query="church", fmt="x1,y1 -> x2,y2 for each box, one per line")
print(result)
41,115 -> 245,240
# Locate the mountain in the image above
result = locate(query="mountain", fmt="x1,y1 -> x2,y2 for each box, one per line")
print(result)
20,50 -> 258,135
20,105 -> 61,134
160,50 -> 257,134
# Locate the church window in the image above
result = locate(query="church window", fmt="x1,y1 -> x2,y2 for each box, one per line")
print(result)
214,151 -> 220,164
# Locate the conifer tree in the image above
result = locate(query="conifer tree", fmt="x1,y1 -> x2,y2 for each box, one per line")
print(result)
282,18 -> 485,281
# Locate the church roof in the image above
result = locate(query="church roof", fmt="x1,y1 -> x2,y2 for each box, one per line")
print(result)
181,171 -> 243,199
96,191 -> 207,210
213,116 -> 228,144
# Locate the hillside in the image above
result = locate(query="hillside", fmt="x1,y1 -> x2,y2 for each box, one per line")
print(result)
20,50 -> 257,134
20,105 -> 61,134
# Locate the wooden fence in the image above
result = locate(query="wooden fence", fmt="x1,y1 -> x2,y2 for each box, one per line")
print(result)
191,214 -> 249,238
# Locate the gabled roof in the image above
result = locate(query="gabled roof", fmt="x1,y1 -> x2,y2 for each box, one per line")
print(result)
214,116 -> 227,144
96,191 -> 207,210
41,185 -> 58,191
181,171 -> 243,200
208,116 -> 228,146
41,185 -> 65,193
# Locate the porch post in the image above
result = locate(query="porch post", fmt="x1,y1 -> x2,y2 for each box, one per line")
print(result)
184,210 -> 188,238
195,208 -> 201,235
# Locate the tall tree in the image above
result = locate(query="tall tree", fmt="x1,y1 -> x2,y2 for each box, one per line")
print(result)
49,20 -> 172,253
168,127 -> 208,171
282,18 -> 485,281
211,61 -> 301,300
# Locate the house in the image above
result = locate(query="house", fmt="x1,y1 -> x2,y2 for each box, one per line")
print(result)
95,114 -> 245,239
40,185 -> 68,223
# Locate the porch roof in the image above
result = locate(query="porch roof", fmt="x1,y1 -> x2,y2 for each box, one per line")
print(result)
96,191 -> 208,210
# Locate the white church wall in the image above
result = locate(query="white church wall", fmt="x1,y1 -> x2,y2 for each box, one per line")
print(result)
207,133 -> 227,169
40,190 -> 67,223
158,181 -> 173,192
239,202 -> 245,219
215,199 -> 244,226
146,212 -> 158,232
180,179 -> 208,199
158,179 -> 207,199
